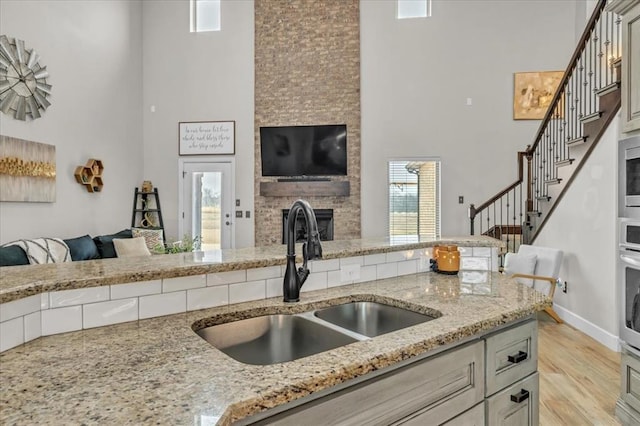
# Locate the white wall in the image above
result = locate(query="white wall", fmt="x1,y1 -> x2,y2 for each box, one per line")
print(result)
0,0 -> 143,244
501,0 -> 619,351
360,0 -> 581,238
574,0 -> 599,42
141,0 -> 254,247
0,0 -> 591,249
535,116 -> 618,351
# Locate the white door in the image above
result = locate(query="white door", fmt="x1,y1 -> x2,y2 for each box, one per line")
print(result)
180,161 -> 234,250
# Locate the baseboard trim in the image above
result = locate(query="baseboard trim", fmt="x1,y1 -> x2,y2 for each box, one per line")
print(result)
553,303 -> 621,352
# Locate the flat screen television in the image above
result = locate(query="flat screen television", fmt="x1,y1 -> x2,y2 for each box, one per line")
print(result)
260,124 -> 347,177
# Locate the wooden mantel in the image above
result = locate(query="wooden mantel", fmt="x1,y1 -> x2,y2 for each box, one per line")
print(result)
259,180 -> 351,197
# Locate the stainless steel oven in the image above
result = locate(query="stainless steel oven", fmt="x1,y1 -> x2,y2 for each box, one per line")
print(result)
620,218 -> 640,350
619,136 -> 640,219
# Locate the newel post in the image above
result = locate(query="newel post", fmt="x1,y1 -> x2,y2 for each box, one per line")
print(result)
469,204 -> 476,235
525,148 -> 534,213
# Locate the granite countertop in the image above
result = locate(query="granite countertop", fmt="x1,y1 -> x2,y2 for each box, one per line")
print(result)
0,236 -> 503,304
0,269 -> 550,425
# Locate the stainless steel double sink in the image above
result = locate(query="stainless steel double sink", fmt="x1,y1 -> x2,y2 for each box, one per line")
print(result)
195,301 -> 438,365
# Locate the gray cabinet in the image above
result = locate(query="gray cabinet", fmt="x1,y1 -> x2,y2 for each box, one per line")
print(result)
621,347 -> 640,413
414,402 -> 484,426
621,1 -> 640,134
254,341 -> 484,426
485,320 -> 539,426
617,344 -> 640,425
486,373 -> 539,426
246,318 -> 539,426
485,320 -> 538,396
608,0 -> 640,135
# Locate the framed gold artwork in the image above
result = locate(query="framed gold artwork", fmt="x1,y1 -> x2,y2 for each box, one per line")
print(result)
0,135 -> 56,202
513,71 -> 564,120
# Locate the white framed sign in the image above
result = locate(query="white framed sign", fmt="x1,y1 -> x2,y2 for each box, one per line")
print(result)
178,121 -> 235,155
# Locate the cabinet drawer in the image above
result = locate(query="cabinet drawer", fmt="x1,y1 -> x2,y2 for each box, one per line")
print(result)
621,347 -> 640,414
399,401 -> 484,426
253,341 -> 484,426
486,372 -> 539,426
485,320 -> 537,396
442,402 -> 485,426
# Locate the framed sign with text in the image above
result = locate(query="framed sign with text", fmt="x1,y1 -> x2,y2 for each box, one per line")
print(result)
178,121 -> 235,155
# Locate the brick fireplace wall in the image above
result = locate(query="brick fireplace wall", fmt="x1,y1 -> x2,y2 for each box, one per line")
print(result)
254,0 -> 361,246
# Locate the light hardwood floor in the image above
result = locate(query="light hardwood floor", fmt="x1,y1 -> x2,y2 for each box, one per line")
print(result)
538,313 -> 622,425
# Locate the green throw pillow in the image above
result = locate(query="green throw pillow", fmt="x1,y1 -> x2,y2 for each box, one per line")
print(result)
0,245 -> 30,267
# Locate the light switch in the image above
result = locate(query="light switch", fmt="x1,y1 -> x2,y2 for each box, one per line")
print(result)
459,196 -> 464,204
235,210 -> 242,218
245,211 -> 251,218
466,98 -> 472,106
235,199 -> 240,207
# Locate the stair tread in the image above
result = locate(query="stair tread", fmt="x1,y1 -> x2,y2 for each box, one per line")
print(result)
556,158 -> 575,167
595,82 -> 620,96
567,136 -> 588,146
580,111 -> 602,123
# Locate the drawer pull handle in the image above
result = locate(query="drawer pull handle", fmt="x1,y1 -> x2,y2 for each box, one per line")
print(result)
508,351 -> 527,364
510,389 -> 530,403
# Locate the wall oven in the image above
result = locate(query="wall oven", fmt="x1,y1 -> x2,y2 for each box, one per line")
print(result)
620,136 -> 640,350
620,219 -> 640,350
619,136 -> 640,219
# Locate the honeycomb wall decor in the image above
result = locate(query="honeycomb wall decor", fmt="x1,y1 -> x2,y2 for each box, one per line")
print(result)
74,159 -> 103,193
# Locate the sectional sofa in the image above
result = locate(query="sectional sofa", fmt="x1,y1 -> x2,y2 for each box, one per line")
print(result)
0,229 -> 133,267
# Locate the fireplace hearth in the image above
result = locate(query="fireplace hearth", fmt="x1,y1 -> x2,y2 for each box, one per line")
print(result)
282,209 -> 334,243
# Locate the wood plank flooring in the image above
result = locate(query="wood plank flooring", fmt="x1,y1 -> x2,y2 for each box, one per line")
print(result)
538,313 -> 622,425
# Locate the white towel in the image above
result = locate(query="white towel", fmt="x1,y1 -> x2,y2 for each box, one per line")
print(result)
3,238 -> 71,264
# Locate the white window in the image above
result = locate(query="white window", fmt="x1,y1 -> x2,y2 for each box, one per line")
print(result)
388,160 -> 440,243
397,0 -> 431,19
190,0 -> 221,32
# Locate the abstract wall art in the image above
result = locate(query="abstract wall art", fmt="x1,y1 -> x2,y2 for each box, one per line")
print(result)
513,71 -> 564,120
0,135 -> 56,202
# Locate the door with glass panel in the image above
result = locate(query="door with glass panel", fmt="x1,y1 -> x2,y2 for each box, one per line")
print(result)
181,161 -> 233,250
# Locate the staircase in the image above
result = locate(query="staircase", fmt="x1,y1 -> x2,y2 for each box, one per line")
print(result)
469,0 -> 622,262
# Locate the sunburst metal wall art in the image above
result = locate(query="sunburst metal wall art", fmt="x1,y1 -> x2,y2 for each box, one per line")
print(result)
0,35 -> 52,121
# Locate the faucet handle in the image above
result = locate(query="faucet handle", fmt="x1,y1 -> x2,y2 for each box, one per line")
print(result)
303,240 -> 323,260
297,266 -> 310,284
311,239 -> 323,259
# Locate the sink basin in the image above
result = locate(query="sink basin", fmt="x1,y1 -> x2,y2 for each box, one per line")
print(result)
195,314 -> 358,365
314,301 -> 436,337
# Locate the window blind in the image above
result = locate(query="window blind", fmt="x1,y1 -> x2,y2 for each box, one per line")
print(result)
388,160 -> 440,241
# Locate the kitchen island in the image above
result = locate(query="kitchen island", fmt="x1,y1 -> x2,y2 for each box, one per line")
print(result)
0,236 -> 549,424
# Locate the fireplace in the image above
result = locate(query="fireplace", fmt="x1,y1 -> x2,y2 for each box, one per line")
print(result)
282,209 -> 334,243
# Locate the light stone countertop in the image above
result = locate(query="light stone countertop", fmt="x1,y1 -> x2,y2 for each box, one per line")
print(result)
0,235 -> 503,304
0,269 -> 550,425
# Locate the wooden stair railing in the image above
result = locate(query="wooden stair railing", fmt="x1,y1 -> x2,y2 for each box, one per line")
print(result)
468,150 -> 529,256
470,0 -> 622,257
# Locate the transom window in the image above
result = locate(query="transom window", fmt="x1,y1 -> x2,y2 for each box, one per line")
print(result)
388,160 -> 441,243
397,0 -> 432,19
190,0 -> 221,32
